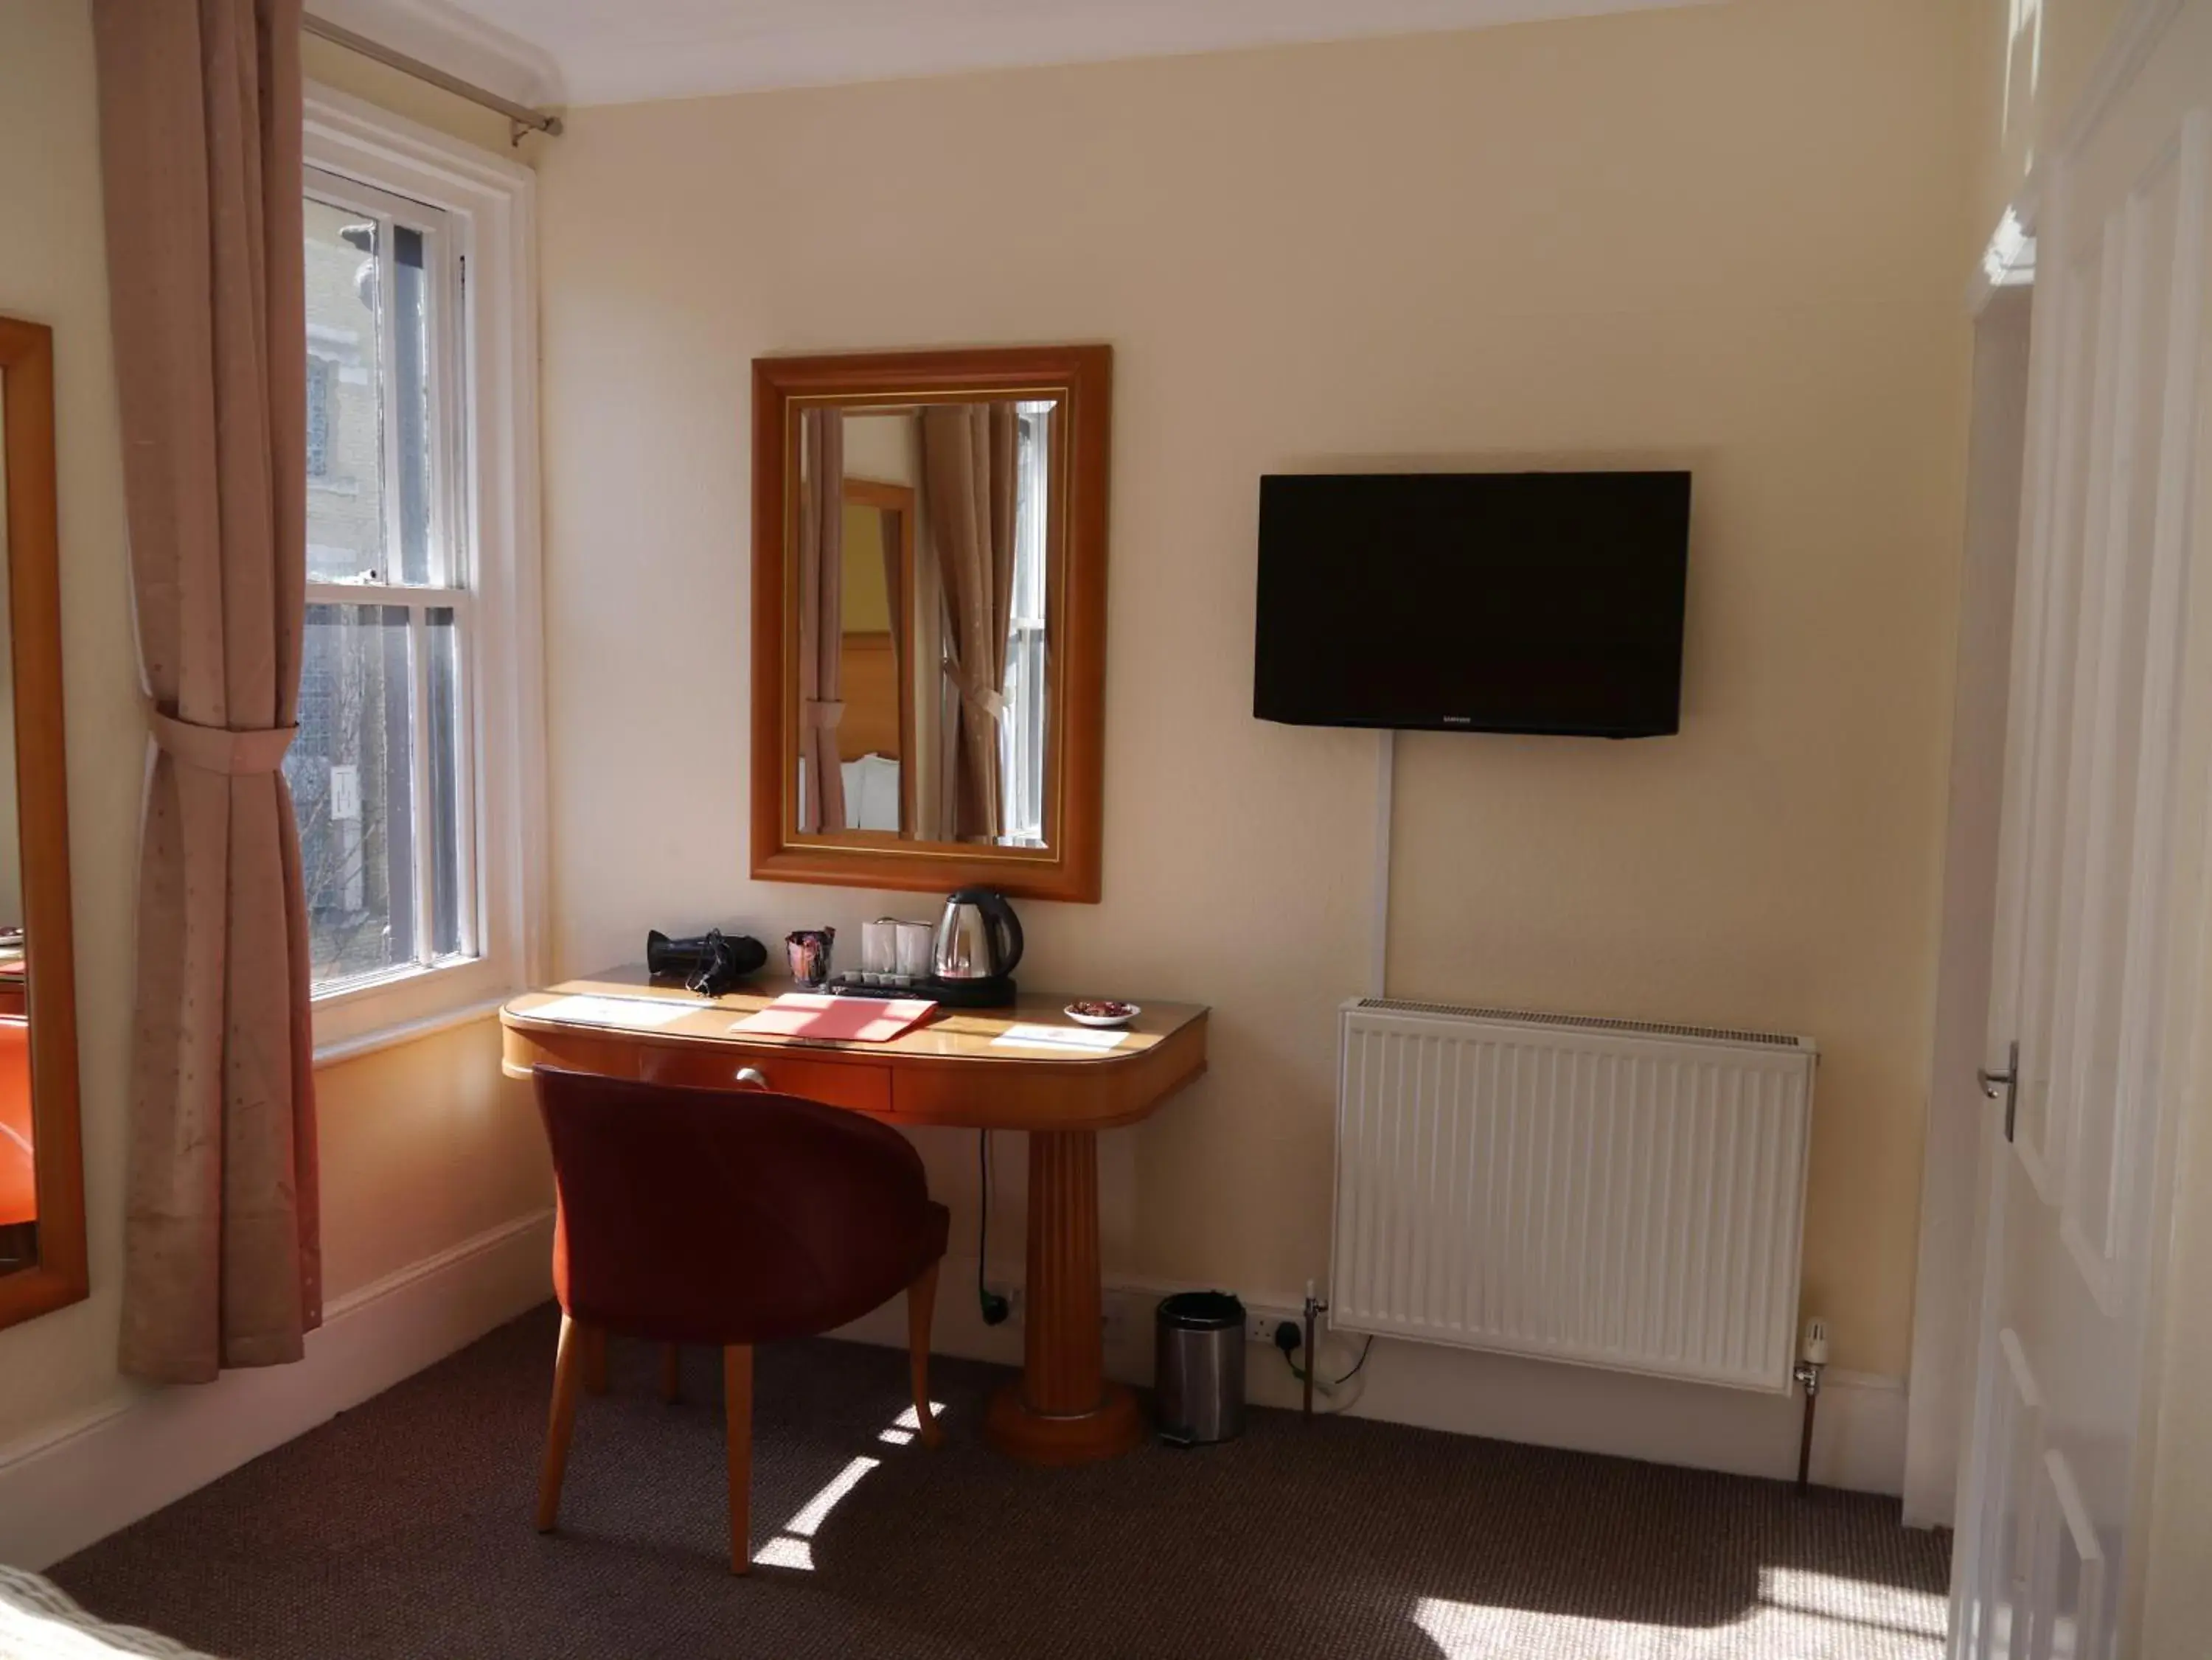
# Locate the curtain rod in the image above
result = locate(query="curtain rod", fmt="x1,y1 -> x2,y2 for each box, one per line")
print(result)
303,13 -> 563,142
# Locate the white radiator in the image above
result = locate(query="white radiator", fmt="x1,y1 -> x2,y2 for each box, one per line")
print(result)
1330,999 -> 1817,1394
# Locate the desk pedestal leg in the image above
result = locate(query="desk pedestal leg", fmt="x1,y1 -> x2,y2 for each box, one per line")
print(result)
984,1129 -> 1144,1465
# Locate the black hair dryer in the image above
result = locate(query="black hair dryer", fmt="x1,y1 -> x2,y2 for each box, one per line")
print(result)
647,928 -> 766,997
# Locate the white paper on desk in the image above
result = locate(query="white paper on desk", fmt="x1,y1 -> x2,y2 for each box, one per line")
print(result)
528,994 -> 704,1030
990,1023 -> 1130,1054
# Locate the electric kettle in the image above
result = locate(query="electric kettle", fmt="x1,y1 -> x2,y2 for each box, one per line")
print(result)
931,887 -> 1024,1005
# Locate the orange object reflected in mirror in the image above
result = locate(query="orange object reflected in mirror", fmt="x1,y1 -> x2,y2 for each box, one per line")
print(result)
0,316 -> 86,1328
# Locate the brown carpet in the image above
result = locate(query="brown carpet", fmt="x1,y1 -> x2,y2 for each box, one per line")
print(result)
54,1305 -> 1950,1659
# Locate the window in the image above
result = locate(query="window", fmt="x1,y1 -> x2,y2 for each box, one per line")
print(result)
299,88 -> 543,1056
294,170 -> 473,993
1000,401 -> 1054,845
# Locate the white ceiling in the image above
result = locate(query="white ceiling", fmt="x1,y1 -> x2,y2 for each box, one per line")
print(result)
320,0 -> 1718,110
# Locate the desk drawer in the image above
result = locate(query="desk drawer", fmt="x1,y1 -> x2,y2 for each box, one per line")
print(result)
509,1024 -> 645,1083
638,1046 -> 892,1114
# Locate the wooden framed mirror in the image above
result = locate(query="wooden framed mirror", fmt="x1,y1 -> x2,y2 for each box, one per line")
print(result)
751,346 -> 1110,903
0,316 -> 88,1331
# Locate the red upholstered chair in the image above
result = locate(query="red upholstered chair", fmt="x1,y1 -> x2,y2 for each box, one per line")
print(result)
531,1067 -> 949,1573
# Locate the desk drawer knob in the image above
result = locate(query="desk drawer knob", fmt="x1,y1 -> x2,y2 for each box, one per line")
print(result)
734,1067 -> 768,1090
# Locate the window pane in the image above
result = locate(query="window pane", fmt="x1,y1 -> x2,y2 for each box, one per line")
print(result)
425,607 -> 464,959
1010,402 -> 1052,625
1001,624 -> 1048,846
287,604 -> 417,986
1001,402 -> 1053,844
303,198 -> 385,583
393,224 -> 435,586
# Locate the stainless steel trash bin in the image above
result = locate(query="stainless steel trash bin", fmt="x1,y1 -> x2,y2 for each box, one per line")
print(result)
1155,1291 -> 1245,1445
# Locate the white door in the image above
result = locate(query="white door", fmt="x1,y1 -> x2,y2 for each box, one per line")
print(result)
1954,8 -> 2212,1659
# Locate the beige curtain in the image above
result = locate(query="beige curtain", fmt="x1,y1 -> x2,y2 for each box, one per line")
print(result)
94,0 -> 321,1383
796,408 -> 847,834
920,405 -> 1017,843
880,505 -> 908,833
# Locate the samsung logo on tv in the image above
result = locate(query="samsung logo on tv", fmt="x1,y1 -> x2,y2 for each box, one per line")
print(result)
1443,716 -> 1474,725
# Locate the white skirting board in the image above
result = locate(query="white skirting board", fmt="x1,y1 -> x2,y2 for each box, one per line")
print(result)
833,1255 -> 1909,1500
0,1208 -> 555,1572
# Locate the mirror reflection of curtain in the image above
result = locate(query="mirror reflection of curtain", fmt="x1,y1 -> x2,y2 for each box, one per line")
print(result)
921,404 -> 1016,843
910,466 -> 946,842
796,407 -> 846,833
880,504 -> 903,686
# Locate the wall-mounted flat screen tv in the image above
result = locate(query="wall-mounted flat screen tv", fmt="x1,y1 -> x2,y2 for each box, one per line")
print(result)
1253,471 -> 1691,738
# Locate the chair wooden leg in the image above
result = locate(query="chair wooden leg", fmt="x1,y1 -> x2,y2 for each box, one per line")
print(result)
661,1342 -> 682,1404
908,1258 -> 946,1448
536,1314 -> 586,1532
723,1345 -> 754,1574
582,1325 -> 609,1396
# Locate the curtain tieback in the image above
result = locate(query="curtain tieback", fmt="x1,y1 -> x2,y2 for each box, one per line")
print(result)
942,645 -> 1006,722
953,678 -> 1006,722
149,709 -> 298,775
801,699 -> 846,730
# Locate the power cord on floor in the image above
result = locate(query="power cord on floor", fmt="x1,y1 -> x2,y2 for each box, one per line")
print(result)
1336,1336 -> 1376,1383
978,1131 -> 1010,1325
1279,1332 -> 1374,1414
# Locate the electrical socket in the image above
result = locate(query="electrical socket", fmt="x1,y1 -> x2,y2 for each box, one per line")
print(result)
1100,1295 -> 1133,1343
994,1283 -> 1127,1339
998,1281 -> 1307,1348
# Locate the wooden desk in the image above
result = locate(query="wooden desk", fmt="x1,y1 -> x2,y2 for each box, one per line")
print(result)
501,968 -> 1208,1465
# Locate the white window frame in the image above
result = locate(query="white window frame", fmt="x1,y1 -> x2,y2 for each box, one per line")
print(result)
303,83 -> 546,1062
300,170 -> 478,979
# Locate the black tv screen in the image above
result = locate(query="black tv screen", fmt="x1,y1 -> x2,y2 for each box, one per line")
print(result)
1253,471 -> 1691,737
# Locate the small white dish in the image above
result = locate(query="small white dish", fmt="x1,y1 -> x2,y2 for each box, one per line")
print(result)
1064,1000 -> 1140,1029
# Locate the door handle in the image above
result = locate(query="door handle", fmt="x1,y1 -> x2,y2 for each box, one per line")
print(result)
734,1067 -> 768,1090
1978,1040 -> 2020,1143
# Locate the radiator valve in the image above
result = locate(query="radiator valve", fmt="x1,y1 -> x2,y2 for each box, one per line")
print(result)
1792,1316 -> 1828,1493
1800,1316 -> 1830,1369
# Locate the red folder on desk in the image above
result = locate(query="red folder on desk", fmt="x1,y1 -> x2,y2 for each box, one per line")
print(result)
728,994 -> 936,1044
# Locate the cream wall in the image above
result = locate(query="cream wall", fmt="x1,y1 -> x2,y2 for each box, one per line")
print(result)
0,4 -> 552,1456
538,0 -> 1971,1381
299,33 -> 523,158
